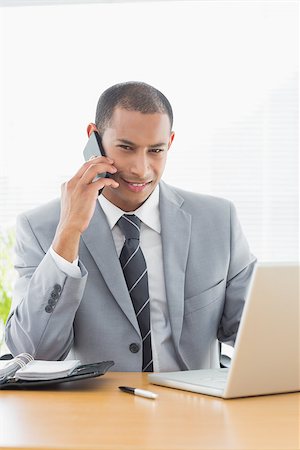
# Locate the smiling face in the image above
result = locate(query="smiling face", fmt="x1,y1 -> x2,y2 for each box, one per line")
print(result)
100,107 -> 175,211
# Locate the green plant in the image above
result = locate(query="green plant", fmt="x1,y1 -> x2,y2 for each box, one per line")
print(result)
0,227 -> 16,326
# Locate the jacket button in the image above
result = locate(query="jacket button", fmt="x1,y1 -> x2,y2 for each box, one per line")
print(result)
50,291 -> 59,300
53,284 -> 62,293
48,298 -> 57,306
129,343 -> 140,353
45,305 -> 54,313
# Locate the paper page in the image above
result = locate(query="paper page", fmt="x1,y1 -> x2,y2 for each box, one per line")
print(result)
14,360 -> 81,380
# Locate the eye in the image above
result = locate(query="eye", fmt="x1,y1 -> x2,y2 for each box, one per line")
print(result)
150,148 -> 164,153
118,145 -> 132,151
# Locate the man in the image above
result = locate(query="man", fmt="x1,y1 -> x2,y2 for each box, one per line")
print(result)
5,81 -> 256,372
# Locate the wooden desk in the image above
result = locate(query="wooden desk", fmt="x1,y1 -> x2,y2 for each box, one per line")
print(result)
0,372 -> 299,450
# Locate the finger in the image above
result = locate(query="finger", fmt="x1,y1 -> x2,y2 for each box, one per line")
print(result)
80,163 -> 118,184
89,177 -> 119,191
74,156 -> 114,179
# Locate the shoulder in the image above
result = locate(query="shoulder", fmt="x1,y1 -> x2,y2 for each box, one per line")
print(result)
18,198 -> 61,227
16,198 -> 61,250
159,181 -> 232,215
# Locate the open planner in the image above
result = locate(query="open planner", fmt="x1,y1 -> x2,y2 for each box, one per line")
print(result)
0,353 -> 114,389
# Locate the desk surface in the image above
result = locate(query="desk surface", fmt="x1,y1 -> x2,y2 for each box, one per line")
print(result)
0,372 -> 299,450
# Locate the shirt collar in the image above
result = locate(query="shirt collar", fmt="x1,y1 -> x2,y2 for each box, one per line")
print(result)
98,185 -> 161,234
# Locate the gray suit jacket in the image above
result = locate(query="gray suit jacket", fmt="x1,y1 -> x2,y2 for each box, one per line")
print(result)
5,181 -> 256,370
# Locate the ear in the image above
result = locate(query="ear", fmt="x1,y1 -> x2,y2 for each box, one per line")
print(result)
168,131 -> 175,150
87,123 -> 98,137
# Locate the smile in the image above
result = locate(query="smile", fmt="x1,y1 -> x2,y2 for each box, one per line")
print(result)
122,179 -> 152,192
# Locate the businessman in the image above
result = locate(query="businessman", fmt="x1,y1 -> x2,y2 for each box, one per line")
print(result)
5,81 -> 256,372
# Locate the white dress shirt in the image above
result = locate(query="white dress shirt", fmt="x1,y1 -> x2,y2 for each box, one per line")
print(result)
50,186 -> 180,372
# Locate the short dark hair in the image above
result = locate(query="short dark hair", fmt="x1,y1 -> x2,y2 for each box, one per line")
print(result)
95,81 -> 173,135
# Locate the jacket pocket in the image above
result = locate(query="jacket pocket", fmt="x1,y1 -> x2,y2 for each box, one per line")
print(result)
184,279 -> 225,315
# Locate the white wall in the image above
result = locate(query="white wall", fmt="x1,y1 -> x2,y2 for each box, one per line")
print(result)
0,1 -> 298,261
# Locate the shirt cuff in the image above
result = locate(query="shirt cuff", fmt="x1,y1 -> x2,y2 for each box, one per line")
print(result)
49,246 -> 82,278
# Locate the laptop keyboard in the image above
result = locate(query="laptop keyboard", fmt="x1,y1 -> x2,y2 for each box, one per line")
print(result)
168,368 -> 229,389
195,369 -> 228,388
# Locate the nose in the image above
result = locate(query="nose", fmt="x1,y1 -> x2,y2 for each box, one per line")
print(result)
129,152 -> 150,180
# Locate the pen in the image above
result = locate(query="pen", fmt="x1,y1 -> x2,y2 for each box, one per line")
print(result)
118,385 -> 158,399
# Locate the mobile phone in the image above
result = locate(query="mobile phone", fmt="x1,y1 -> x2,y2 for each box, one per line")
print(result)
83,130 -> 111,180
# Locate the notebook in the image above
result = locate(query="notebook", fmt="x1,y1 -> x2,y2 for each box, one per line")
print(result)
0,353 -> 114,389
0,353 -> 81,380
149,263 -> 300,399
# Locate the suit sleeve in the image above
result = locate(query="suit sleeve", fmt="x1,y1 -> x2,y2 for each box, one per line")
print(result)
217,201 -> 257,346
5,213 -> 88,360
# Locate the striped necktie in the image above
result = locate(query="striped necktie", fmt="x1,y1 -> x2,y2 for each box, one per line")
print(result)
118,214 -> 153,372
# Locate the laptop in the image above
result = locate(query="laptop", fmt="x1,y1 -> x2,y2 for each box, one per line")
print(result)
148,263 -> 300,398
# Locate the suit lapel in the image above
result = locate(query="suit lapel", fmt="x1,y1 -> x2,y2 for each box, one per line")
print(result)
81,184 -> 191,347
159,182 -> 191,350
81,201 -> 140,335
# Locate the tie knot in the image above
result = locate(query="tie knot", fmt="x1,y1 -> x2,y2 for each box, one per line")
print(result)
118,214 -> 141,240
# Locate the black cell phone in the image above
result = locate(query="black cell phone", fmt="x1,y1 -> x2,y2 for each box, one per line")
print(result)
83,130 -> 111,180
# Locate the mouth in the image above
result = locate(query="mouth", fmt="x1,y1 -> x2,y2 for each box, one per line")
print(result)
121,178 -> 152,192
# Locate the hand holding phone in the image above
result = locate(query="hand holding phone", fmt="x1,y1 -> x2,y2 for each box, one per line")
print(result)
83,130 -> 112,181
52,131 -> 118,262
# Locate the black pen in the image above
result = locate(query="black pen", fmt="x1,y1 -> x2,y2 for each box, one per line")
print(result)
118,386 -> 158,399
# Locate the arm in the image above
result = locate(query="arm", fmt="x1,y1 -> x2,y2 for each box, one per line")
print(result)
217,201 -> 257,346
5,213 -> 88,360
5,155 -> 119,360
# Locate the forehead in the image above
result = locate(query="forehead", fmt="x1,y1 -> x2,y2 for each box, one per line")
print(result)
105,107 -> 171,142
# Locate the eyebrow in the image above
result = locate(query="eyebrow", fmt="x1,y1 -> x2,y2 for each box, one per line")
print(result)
116,139 -> 167,148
